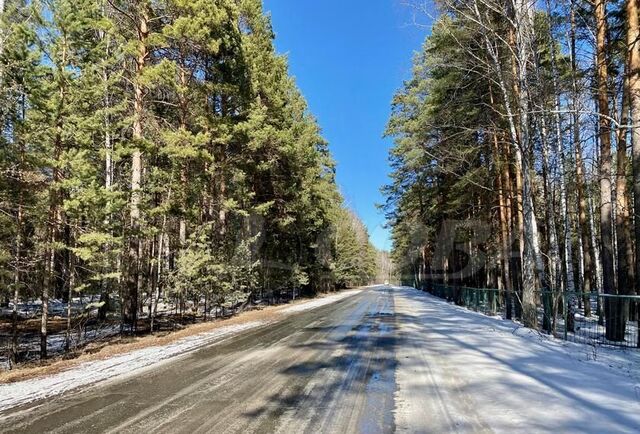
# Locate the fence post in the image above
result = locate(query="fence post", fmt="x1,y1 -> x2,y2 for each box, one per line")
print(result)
563,292 -> 568,340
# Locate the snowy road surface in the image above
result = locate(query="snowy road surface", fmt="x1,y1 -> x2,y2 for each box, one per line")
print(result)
1,286 -> 639,433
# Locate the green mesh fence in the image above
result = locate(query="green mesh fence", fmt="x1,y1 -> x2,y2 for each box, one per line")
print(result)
429,284 -> 640,348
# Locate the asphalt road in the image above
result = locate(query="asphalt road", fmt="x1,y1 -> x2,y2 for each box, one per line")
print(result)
3,285 -> 638,433
0,286 -> 402,434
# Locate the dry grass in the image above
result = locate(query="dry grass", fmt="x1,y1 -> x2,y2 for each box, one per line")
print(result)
0,290 -> 345,385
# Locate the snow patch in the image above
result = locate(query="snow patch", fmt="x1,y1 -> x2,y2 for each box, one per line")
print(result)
393,287 -> 640,433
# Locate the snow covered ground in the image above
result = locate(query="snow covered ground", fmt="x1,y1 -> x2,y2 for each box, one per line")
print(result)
0,295 -> 104,320
0,322 -> 123,371
393,287 -> 640,433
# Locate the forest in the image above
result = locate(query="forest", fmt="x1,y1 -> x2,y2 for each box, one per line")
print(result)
0,0 -> 378,368
2,1 -> 640,430
384,0 -> 640,345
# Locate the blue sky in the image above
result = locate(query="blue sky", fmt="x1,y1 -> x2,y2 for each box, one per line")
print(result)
263,0 -> 429,251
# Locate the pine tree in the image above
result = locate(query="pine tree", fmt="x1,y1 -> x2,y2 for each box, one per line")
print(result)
0,0 -> 42,365
0,0 -> 374,364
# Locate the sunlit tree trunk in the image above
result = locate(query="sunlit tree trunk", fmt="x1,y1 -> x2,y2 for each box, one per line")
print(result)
616,71 -> 634,298
627,0 -> 640,302
537,115 -> 559,332
544,0 -> 576,331
612,72 -> 633,340
178,68 -> 188,247
490,82 -> 514,317
126,8 -> 150,332
595,0 -> 621,341
10,175 -> 23,367
64,249 -> 76,351
471,0 -> 541,327
511,0 -> 542,327
624,0 -> 640,345
570,2 -> 594,318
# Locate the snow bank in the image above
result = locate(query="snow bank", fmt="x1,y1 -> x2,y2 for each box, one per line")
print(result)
393,287 -> 640,433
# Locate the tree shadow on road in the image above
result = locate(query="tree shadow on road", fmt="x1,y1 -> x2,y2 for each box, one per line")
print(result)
243,287 -> 640,433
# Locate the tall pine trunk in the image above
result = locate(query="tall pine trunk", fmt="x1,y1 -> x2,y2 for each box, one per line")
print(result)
537,116 -> 558,332
64,249 -> 76,352
627,0 -> 640,296
595,0 -> 621,341
10,192 -> 22,367
625,0 -> 640,345
126,10 -> 150,332
489,83 -> 514,320
613,73 -> 633,340
99,22 -> 113,322
511,0 -> 542,328
42,39 -> 69,358
544,0 -> 576,330
570,2 -> 595,317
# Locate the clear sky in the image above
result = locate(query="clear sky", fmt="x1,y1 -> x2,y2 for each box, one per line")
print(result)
263,0 -> 429,252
